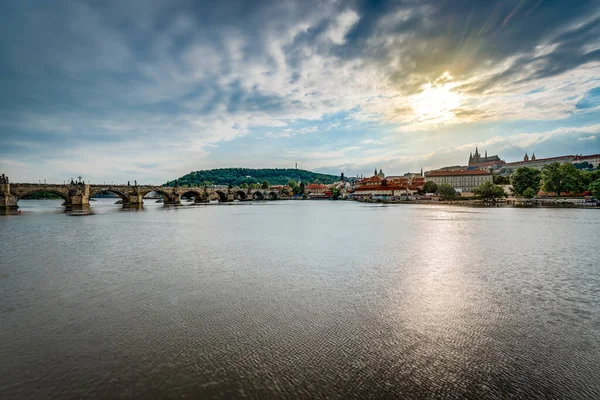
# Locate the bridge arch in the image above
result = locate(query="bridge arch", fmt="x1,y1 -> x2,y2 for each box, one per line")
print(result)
179,189 -> 203,202
13,189 -> 69,203
89,188 -> 130,202
252,191 -> 265,200
138,188 -> 176,203
268,191 -> 279,200
208,190 -> 228,202
234,190 -> 247,201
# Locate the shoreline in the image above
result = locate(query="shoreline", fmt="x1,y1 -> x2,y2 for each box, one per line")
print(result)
353,198 -> 600,209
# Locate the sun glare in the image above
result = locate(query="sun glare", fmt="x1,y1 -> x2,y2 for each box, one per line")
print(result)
410,72 -> 461,124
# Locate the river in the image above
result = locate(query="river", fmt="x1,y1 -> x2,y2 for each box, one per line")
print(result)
1,199 -> 600,399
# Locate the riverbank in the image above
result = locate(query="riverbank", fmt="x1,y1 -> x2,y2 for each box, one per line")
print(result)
353,197 -> 600,209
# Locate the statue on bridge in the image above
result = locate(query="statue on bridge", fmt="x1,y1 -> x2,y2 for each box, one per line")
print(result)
0,174 -> 7,184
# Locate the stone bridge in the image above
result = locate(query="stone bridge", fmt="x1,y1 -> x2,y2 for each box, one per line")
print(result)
1,182 -> 282,209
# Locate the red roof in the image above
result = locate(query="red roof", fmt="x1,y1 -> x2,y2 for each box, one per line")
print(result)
305,183 -> 328,189
426,170 -> 493,177
354,184 -> 408,191
364,176 -> 383,182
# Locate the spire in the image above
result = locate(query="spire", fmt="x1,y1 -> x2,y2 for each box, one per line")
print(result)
374,168 -> 377,176
420,167 -> 423,177
485,150 -> 487,158
524,153 -> 529,162
531,153 -> 536,160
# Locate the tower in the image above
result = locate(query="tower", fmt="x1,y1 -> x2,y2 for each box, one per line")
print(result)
524,153 -> 529,162
374,168 -> 377,176
485,150 -> 487,158
531,153 -> 536,161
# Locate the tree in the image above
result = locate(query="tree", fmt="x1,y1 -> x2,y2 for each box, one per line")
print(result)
329,187 -> 341,200
261,181 -> 270,189
423,181 -> 438,194
240,183 -> 248,189
590,180 -> 600,198
541,162 -> 585,196
299,182 -> 305,195
511,167 -> 541,196
437,184 -> 457,200
523,187 -> 537,199
472,181 -> 506,202
573,161 -> 593,170
493,175 -> 511,185
280,187 -> 290,196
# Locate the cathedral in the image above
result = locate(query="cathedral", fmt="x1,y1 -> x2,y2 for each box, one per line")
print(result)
468,148 -> 502,167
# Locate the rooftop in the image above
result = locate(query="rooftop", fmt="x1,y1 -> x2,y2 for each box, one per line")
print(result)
426,170 -> 493,177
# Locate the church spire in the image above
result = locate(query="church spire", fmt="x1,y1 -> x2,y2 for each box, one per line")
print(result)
531,153 -> 536,160
374,168 -> 377,176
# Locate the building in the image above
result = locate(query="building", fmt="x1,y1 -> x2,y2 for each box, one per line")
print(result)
373,168 -> 385,179
503,154 -> 576,171
425,169 -> 493,193
573,154 -> 600,168
353,170 -> 424,198
468,148 -> 505,168
304,183 -> 329,195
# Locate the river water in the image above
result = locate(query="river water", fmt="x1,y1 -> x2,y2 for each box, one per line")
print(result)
1,199 -> 600,399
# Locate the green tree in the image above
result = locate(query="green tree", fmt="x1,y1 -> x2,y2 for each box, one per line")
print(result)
261,181 -> 270,189
280,187 -> 290,196
523,187 -> 537,199
240,183 -> 248,189
329,187 -> 341,200
423,181 -> 438,194
590,180 -> 600,198
299,182 -> 305,195
472,181 -> 506,202
493,175 -> 511,185
202,180 -> 213,187
541,162 -> 585,196
437,184 -> 457,200
511,167 -> 541,196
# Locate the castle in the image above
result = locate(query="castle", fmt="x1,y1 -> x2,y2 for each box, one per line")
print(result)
468,148 -> 504,167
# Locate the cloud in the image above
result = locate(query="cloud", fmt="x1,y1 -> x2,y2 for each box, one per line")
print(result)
578,135 -> 597,141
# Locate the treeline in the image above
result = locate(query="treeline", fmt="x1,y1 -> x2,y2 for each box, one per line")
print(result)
511,163 -> 600,198
166,168 -> 339,187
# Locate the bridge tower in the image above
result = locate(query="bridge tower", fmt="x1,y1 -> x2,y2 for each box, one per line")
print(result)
1,182 -> 18,209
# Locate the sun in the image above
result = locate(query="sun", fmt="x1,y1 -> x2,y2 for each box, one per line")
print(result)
410,72 -> 461,124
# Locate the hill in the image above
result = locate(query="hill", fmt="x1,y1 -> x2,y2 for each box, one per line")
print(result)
166,168 -> 340,187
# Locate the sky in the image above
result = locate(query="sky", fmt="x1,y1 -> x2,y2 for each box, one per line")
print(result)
1,0 -> 600,184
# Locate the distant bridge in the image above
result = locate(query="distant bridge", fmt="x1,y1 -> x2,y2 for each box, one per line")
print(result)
1,182 -> 282,209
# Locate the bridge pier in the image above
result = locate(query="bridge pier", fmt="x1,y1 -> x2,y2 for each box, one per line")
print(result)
1,183 -> 18,209
68,184 -> 90,207
124,193 -> 144,206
